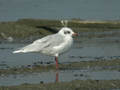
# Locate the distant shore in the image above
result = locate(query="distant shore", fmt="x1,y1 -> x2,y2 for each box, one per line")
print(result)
0,19 -> 120,40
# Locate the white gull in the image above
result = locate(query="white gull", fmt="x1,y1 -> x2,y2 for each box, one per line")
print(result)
13,27 -> 77,69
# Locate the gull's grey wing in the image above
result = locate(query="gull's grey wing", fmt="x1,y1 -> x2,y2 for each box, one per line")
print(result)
33,33 -> 64,48
18,34 -> 64,53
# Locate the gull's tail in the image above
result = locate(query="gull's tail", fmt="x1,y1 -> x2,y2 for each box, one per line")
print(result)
13,48 -> 29,53
13,43 -> 37,54
13,49 -> 24,53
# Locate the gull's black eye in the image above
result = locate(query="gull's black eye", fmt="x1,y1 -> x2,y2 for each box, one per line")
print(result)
67,31 -> 70,34
64,31 -> 71,34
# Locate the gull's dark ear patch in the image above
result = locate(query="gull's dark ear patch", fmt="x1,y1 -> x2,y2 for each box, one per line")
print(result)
64,31 -> 67,34
64,31 -> 71,34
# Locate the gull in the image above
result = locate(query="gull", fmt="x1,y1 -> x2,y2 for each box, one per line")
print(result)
1,32 -> 14,42
13,27 -> 77,69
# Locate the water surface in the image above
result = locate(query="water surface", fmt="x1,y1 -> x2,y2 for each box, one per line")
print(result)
0,0 -> 120,21
0,70 -> 120,86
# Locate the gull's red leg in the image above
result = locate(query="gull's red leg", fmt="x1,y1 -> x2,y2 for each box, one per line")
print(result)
55,56 -> 58,70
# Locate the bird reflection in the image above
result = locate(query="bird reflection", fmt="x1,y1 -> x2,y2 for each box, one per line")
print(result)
55,70 -> 59,82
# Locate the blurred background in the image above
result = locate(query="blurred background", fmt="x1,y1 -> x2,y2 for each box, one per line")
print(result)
0,0 -> 120,21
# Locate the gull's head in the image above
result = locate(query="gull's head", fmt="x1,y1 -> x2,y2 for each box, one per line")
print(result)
58,27 -> 78,37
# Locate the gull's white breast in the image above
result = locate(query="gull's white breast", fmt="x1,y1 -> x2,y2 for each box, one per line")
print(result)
53,36 -> 73,56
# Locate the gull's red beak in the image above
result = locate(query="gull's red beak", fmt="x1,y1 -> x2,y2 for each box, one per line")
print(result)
72,33 -> 78,36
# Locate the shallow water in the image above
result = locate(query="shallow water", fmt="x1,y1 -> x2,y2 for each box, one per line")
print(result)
1,41 -> 120,68
0,0 -> 120,21
0,70 -> 120,86
0,30 -> 120,86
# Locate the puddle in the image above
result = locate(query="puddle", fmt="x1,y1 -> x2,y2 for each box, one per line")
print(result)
0,69 -> 120,86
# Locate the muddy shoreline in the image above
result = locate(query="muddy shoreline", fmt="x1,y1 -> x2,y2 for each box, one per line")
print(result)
0,59 -> 120,76
1,80 -> 120,90
0,19 -> 120,40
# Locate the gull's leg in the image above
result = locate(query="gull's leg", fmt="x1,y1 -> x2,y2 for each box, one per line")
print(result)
55,56 -> 58,70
